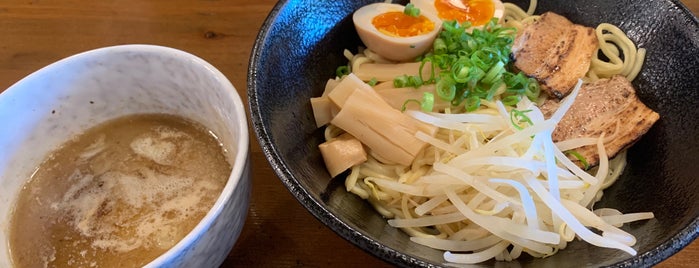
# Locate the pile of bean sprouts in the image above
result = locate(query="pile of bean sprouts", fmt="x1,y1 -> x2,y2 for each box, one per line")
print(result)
322,0 -> 654,264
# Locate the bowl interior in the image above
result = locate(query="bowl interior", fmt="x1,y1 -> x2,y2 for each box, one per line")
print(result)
248,0 -> 699,266
0,45 -> 249,267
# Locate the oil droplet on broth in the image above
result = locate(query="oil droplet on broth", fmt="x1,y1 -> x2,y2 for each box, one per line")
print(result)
8,114 -> 232,268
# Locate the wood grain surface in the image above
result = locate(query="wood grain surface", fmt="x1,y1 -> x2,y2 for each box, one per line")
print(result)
0,1 -> 696,267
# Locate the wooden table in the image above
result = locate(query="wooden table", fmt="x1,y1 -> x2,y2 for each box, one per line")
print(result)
0,1 -> 695,267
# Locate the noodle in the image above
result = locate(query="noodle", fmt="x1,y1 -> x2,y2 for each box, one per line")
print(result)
316,0 -> 653,264
339,86 -> 642,261
589,23 -> 647,81
504,1 -> 646,82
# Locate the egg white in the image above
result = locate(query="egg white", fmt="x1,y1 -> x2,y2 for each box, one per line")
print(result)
353,3 -> 442,62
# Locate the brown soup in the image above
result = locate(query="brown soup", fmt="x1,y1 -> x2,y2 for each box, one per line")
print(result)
9,114 -> 231,267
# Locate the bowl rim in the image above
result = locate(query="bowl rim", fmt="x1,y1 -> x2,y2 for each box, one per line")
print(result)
125,44 -> 250,267
1,44 -> 250,267
247,0 -> 699,267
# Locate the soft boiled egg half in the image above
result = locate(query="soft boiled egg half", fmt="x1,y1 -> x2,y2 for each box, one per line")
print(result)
353,3 -> 442,62
411,0 -> 505,27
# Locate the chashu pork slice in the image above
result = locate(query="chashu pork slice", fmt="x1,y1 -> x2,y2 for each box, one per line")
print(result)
540,75 -> 659,168
512,12 -> 598,99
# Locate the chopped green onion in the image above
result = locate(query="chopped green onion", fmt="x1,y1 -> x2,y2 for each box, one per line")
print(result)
419,58 -> 436,83
394,75 -> 423,88
421,92 -> 434,112
394,75 -> 409,88
525,78 -> 541,101
482,61 -> 505,85
409,75 -> 423,88
401,92 -> 435,112
566,150 -> 590,170
486,80 -> 503,101
436,77 -> 456,101
336,65 -> 349,77
470,50 -> 496,71
464,95 -> 480,112
451,60 -> 471,83
433,38 -> 447,55
394,18 -> 541,110
509,109 -> 533,130
502,95 -> 521,106
468,66 -> 486,83
367,77 -> 378,86
472,84 -> 488,99
404,3 -> 420,17
401,99 -> 420,111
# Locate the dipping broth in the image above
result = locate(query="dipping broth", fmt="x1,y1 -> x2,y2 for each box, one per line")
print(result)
8,114 -> 231,267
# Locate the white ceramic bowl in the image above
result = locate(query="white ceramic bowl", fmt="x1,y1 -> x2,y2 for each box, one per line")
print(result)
0,44 -> 251,267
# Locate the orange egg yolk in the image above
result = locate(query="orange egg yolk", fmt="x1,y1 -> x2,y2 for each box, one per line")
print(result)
372,12 -> 435,37
434,0 -> 495,26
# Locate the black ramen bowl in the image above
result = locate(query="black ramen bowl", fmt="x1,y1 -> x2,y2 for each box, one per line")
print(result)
248,0 -> 699,267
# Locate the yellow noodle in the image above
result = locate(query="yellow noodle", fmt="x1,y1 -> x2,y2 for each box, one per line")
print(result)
324,124 -> 345,140
627,48 -> 646,81
346,165 -> 368,198
321,0 -> 646,263
367,196 -> 395,217
587,23 -> 644,81
526,0 -> 538,15
504,3 -> 644,82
